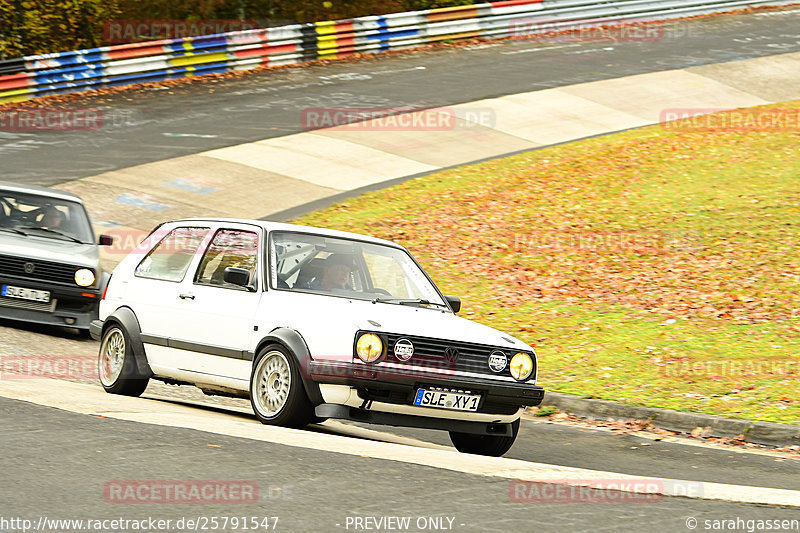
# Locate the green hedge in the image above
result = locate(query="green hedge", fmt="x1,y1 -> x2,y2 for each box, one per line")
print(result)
0,0 -> 121,59
0,0 -> 476,59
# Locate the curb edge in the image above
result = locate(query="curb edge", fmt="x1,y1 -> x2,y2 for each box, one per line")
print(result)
537,391 -> 800,447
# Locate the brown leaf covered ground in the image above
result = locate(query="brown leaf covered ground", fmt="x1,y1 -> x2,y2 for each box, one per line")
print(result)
299,102 -> 800,423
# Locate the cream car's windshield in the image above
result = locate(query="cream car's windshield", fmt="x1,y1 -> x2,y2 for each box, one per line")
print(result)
0,190 -> 94,244
270,231 -> 447,308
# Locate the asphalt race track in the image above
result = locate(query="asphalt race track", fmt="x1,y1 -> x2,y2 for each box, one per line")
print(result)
3,396 -> 800,532
2,9 -> 800,184
2,8 -> 800,533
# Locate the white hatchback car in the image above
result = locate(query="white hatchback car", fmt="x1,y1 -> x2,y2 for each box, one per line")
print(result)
92,219 -> 544,456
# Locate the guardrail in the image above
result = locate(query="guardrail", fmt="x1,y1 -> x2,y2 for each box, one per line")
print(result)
0,0 -> 794,104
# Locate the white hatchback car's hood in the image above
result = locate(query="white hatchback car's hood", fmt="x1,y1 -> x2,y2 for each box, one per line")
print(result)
351,301 -> 526,348
265,291 -> 531,361
0,231 -> 98,268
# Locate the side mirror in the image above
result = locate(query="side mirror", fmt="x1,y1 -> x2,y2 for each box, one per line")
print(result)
445,295 -> 461,313
98,234 -> 114,246
223,267 -> 254,290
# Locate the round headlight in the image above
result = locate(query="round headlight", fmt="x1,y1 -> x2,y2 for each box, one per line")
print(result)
75,268 -> 95,287
356,333 -> 383,363
509,352 -> 534,381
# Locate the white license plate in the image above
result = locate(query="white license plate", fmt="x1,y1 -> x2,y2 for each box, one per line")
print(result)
413,389 -> 481,412
1,285 -> 51,303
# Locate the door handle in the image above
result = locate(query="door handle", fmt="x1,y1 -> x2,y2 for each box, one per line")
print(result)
179,293 -> 195,300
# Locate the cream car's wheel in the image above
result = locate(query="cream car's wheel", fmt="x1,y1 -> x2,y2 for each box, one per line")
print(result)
250,345 -> 313,428
98,325 -> 148,396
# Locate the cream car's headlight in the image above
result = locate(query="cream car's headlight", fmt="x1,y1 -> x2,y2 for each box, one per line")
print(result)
75,268 -> 95,287
356,333 -> 383,363
509,352 -> 534,381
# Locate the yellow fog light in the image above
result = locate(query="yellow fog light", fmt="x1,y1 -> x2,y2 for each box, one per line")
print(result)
356,333 -> 383,363
509,352 -> 534,381
75,269 -> 95,287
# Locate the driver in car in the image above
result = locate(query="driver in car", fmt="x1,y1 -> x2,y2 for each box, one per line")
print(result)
39,206 -> 64,229
312,254 -> 355,291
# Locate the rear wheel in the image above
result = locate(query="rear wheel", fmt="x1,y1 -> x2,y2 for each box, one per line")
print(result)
98,325 -> 149,396
250,345 -> 314,428
449,418 -> 520,457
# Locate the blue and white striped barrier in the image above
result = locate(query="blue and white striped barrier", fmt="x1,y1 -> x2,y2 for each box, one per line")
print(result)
0,0 -> 793,104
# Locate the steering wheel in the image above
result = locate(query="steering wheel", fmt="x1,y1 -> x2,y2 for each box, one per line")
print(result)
7,208 -> 31,224
371,288 -> 392,296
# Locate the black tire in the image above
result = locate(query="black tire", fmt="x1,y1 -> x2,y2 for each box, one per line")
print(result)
449,418 -> 520,457
98,325 -> 149,397
249,344 -> 314,429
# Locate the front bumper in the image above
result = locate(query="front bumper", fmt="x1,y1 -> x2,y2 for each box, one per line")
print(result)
89,319 -> 103,341
315,403 -> 517,436
0,277 -> 101,330
307,360 -> 545,415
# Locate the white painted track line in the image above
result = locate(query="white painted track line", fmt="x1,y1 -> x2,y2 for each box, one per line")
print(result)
1,379 -> 799,508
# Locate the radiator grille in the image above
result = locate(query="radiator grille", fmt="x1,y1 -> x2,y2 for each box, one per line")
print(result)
0,254 -> 82,285
382,333 -> 533,379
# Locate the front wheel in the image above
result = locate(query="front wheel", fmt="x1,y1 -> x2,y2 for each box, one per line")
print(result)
449,418 -> 520,457
250,345 -> 314,428
98,325 -> 149,396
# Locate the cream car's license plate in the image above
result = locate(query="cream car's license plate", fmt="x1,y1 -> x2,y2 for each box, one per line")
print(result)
1,285 -> 51,303
413,388 -> 481,411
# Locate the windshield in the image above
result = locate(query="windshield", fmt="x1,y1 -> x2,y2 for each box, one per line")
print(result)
270,231 -> 447,308
0,190 -> 94,244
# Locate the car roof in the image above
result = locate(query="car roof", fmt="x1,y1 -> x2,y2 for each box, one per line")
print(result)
168,218 -> 402,248
0,180 -> 84,203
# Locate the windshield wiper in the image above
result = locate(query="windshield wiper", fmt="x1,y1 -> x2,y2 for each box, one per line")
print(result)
0,226 -> 28,236
18,226 -> 85,243
371,297 -> 449,309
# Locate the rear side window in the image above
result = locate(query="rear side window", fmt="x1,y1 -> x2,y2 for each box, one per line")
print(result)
135,227 -> 209,282
195,229 -> 260,290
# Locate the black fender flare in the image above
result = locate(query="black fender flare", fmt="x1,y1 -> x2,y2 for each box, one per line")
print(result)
251,328 -> 323,405
102,307 -> 152,378
98,270 -> 112,292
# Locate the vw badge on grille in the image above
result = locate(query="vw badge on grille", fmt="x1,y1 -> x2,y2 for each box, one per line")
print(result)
443,346 -> 460,363
394,338 -> 414,361
23,262 -> 35,274
488,350 -> 507,373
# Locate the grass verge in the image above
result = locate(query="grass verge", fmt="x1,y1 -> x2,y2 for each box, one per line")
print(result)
296,102 -> 800,424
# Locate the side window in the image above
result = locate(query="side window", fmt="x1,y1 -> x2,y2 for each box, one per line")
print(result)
195,229 -> 259,290
135,227 -> 209,282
